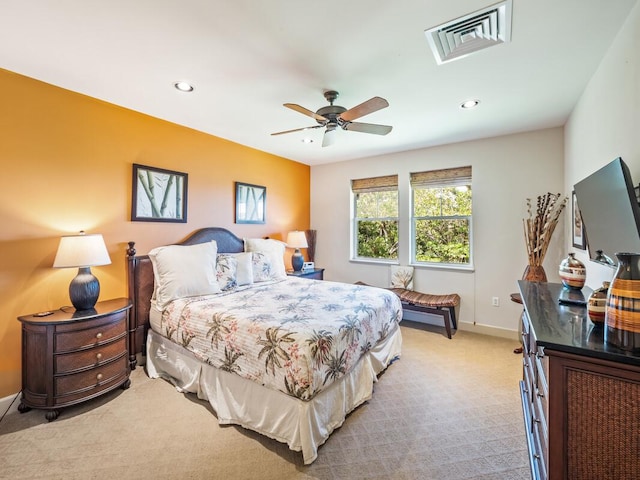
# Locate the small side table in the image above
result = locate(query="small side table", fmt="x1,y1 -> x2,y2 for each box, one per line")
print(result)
287,268 -> 324,280
17,298 -> 132,421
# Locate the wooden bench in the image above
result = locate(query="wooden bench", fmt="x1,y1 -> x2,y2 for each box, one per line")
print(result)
356,282 -> 460,339
388,288 -> 460,339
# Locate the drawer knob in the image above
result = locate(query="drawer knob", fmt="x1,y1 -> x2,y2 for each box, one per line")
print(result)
96,353 -> 103,361
96,373 -> 103,381
96,332 -> 103,340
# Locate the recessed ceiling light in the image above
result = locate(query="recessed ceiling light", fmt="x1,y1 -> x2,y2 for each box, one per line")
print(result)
301,138 -> 313,144
460,99 -> 480,109
174,81 -> 194,92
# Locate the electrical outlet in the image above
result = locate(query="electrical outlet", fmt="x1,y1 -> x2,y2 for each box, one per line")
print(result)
492,297 -> 500,307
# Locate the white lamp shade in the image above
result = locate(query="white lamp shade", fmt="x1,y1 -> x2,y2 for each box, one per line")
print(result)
53,233 -> 112,268
286,231 -> 308,249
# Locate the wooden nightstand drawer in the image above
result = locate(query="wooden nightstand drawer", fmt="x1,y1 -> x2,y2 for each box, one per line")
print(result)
55,312 -> 126,353
55,336 -> 127,374
56,354 -> 128,397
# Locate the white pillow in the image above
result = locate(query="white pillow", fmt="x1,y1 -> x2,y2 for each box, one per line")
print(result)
148,241 -> 221,310
229,252 -> 253,286
244,238 -> 287,280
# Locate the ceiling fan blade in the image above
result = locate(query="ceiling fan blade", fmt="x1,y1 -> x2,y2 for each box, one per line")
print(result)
284,103 -> 328,122
271,125 -> 322,136
343,122 -> 392,135
322,126 -> 338,147
339,96 -> 389,122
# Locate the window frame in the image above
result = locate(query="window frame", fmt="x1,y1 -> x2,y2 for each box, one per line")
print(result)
410,167 -> 473,269
351,175 -> 399,263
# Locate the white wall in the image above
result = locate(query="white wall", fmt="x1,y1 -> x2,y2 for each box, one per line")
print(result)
311,127 -> 565,337
565,2 -> 640,288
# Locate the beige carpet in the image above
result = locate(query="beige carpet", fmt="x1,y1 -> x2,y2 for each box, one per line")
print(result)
0,322 -> 530,480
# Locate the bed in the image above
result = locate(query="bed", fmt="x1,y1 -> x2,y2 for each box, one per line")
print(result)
126,227 -> 402,464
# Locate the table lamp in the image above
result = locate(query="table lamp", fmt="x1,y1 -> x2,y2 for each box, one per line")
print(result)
53,231 -> 112,310
286,231 -> 308,272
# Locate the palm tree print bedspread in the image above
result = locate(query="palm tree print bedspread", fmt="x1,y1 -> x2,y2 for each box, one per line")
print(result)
153,277 -> 402,400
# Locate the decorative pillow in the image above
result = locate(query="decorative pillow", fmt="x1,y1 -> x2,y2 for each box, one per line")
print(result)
252,251 -> 274,283
391,265 -> 414,290
216,254 -> 238,291
148,241 -> 221,310
229,252 -> 253,286
244,238 -> 287,280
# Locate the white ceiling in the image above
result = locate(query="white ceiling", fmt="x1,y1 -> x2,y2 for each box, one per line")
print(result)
0,1 -> 636,166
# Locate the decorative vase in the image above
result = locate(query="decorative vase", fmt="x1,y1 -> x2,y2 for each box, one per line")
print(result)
605,253 -> 640,352
587,281 -> 610,326
522,264 -> 547,282
559,253 -> 586,290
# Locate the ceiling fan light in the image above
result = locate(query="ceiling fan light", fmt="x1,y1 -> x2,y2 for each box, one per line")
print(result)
174,81 -> 194,92
460,99 -> 480,109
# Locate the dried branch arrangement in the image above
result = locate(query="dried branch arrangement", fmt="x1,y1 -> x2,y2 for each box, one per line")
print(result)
523,193 -> 567,266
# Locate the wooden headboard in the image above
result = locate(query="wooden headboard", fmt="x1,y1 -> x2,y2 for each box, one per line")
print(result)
126,227 -> 244,369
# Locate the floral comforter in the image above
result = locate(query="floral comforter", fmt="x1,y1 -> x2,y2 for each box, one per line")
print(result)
151,277 -> 402,400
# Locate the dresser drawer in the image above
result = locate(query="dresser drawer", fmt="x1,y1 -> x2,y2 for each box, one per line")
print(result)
55,336 -> 127,374
531,418 -> 548,480
55,312 -> 126,353
55,355 -> 128,396
534,349 -> 549,421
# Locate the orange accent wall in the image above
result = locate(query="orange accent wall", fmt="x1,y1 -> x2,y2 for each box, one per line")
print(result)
0,69 -> 310,398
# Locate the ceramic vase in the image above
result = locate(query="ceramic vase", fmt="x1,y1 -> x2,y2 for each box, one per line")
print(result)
522,264 -> 547,282
605,253 -> 640,352
559,253 -> 586,290
587,281 -> 610,326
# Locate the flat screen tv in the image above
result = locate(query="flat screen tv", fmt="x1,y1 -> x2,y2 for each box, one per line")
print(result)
573,157 -> 640,267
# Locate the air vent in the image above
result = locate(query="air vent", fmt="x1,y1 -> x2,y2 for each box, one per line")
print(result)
425,0 -> 512,65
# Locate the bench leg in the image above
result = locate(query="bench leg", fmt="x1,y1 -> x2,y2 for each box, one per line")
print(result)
448,306 -> 457,330
441,308 -> 452,339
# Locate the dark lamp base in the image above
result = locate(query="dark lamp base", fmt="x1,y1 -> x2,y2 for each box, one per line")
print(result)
291,249 -> 304,272
69,267 -> 100,311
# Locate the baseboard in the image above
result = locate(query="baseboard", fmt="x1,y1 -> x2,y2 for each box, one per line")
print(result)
0,392 -> 21,419
401,310 -> 519,341
458,321 -> 519,341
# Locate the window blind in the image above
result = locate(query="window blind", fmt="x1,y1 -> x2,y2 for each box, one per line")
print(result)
410,166 -> 472,188
351,174 -> 398,193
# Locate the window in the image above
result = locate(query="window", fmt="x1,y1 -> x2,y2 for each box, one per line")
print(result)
411,166 -> 472,266
351,175 -> 398,261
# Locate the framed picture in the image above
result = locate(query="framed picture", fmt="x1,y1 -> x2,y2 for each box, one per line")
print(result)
131,164 -> 188,222
572,190 -> 586,249
235,182 -> 266,224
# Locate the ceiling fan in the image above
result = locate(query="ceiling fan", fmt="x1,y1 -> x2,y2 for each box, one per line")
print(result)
271,90 -> 392,147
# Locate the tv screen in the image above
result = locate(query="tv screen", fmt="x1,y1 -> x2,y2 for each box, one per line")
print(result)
573,157 -> 640,267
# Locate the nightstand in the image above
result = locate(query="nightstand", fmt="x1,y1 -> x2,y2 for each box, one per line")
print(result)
287,268 -> 324,280
17,298 -> 132,421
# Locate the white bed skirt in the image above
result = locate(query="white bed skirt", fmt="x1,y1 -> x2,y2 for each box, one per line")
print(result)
145,325 -> 402,464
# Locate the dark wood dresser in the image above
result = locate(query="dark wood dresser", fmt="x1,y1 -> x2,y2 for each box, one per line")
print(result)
17,298 -> 132,421
518,281 -> 640,480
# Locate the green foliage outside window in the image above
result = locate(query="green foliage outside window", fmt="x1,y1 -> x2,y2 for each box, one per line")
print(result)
355,191 -> 398,260
413,186 -> 472,264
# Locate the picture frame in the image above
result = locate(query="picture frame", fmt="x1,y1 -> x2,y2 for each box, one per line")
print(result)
572,190 -> 586,249
235,182 -> 266,224
131,163 -> 188,222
